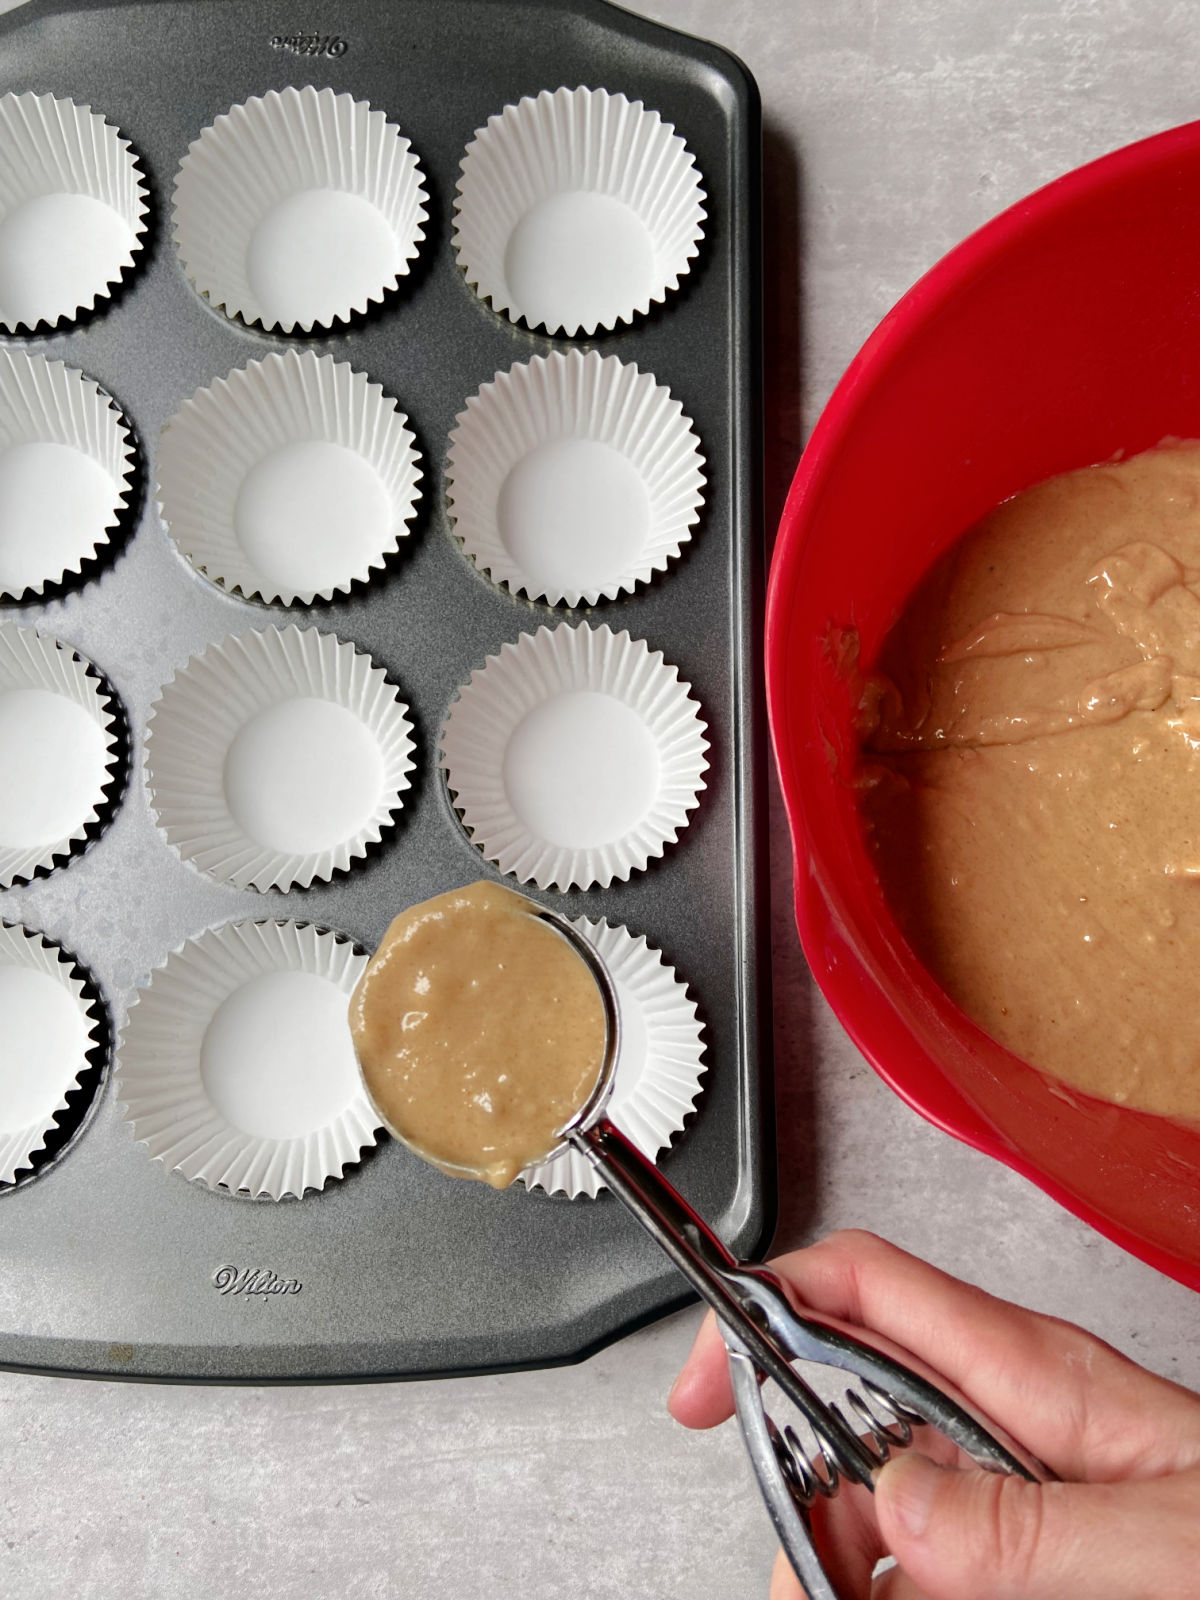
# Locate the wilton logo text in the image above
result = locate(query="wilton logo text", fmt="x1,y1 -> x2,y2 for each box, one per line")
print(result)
213,1265 -> 302,1299
270,33 -> 348,57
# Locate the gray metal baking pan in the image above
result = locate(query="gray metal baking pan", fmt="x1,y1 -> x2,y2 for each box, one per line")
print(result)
0,0 -> 769,1382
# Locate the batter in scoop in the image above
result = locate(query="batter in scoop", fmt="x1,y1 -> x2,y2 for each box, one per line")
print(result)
349,880 -> 606,1186
860,440 -> 1200,1122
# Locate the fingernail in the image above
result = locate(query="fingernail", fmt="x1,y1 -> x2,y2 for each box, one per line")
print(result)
877,1451 -> 942,1538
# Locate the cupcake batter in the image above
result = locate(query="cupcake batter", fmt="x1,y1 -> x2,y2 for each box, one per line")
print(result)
349,880 -> 606,1186
860,440 -> 1200,1121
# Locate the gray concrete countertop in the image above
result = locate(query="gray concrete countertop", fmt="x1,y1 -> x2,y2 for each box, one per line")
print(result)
4,3 -> 1200,1596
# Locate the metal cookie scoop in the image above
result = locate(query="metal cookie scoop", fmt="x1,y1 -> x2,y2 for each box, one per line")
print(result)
537,905 -> 1051,1600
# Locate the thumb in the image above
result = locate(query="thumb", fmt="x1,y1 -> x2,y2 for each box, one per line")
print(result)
875,1451 -> 1200,1600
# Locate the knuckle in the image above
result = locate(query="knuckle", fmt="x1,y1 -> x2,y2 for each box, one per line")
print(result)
818,1227 -> 890,1258
977,1473 -> 1049,1594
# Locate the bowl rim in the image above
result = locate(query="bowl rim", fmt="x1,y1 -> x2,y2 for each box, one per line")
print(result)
766,115 -> 1200,1289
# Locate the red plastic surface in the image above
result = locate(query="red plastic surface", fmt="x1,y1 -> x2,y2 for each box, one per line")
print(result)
767,119 -> 1200,1289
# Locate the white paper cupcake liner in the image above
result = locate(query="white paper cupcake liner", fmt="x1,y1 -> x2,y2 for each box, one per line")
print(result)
0,623 -> 121,888
117,919 -> 380,1200
145,626 -> 415,892
447,350 -> 705,607
440,623 -> 709,890
520,918 -> 705,1198
173,86 -> 428,333
0,924 -> 101,1184
0,91 -> 147,332
157,352 -> 422,605
0,352 -> 135,601
454,85 -> 706,337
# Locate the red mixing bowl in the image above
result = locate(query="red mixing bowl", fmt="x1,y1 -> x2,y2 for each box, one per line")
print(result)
767,118 -> 1200,1290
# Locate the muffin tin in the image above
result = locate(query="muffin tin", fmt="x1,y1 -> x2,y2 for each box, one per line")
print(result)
0,0 -> 767,1381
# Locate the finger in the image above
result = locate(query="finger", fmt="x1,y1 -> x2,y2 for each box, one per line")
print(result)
804,1429 -> 962,1595
769,1546 -> 805,1600
872,1564 -> 937,1600
763,1494 -> 881,1600
772,1534 -> 938,1600
876,1452 -> 1200,1600
809,1478 -> 888,1597
767,1543 -> 935,1600
764,1230 -> 1200,1479
667,1308 -> 733,1428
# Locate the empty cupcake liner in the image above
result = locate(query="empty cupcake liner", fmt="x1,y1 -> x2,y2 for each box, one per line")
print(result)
0,623 -> 121,888
0,923 -> 102,1184
145,626 -> 415,892
157,351 -> 422,605
117,919 -> 380,1200
447,350 -> 706,607
454,85 -> 707,337
173,86 -> 428,333
0,351 -> 135,602
0,91 -> 148,333
440,623 -> 709,890
520,918 -> 705,1198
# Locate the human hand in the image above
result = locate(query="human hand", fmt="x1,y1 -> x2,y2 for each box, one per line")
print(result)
668,1230 -> 1200,1599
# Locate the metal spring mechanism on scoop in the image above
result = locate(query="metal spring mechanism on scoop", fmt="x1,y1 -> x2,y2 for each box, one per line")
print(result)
768,1383 -> 924,1507
536,906 -> 1051,1600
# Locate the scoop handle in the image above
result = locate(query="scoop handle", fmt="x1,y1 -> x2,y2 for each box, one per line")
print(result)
568,1119 -> 878,1482
569,1118 -> 1048,1485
